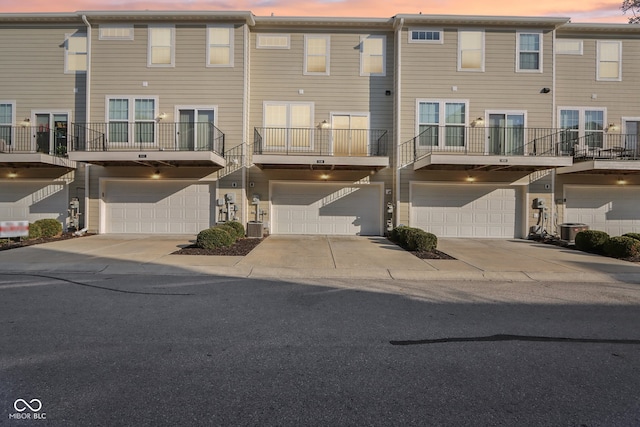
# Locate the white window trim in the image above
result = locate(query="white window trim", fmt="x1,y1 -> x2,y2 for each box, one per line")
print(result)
147,25 -> 175,68
64,32 -> 87,74
304,34 -> 330,76
360,35 -> 386,77
558,106 -> 607,145
99,24 -> 134,41
457,29 -> 485,72
415,99 -> 470,148
105,96 -> 160,144
0,101 -> 16,148
174,105 -> 219,127
256,34 -> 290,49
408,28 -> 444,44
206,24 -> 234,68
262,101 -> 315,151
555,38 -> 583,55
596,40 -> 622,82
516,31 -> 543,73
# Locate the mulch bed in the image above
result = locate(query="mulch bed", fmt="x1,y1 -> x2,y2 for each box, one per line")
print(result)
0,232 -> 94,252
410,248 -> 456,260
171,237 -> 264,256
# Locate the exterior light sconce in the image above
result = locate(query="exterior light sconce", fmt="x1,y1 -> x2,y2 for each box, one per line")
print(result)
19,118 -> 30,127
152,170 -> 161,179
319,120 -> 330,130
465,175 -> 476,183
471,117 -> 484,127
617,176 -> 626,185
157,112 -> 168,121
8,170 -> 17,179
540,87 -> 551,94
320,174 -> 330,181
606,123 -> 620,133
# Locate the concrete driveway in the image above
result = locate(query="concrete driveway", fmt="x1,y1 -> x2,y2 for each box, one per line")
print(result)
0,234 -> 639,282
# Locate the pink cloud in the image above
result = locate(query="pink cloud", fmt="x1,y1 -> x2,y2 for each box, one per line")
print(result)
0,0 -> 629,23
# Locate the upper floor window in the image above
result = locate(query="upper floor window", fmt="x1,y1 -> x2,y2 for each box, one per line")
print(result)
148,25 -> 175,67
107,97 -> 157,144
556,39 -> 583,55
0,102 -> 14,146
517,32 -> 542,72
417,100 -> 468,148
207,25 -> 233,67
409,28 -> 443,44
65,32 -> 87,73
99,24 -> 134,40
458,30 -> 484,72
257,34 -> 290,49
559,107 -> 606,150
360,35 -> 386,76
597,41 -> 622,81
304,35 -> 330,75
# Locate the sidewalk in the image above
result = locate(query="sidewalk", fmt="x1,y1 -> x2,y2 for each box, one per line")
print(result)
1,234 -> 639,283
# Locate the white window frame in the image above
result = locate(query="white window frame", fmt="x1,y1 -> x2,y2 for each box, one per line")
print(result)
106,96 -> 159,145
556,39 -> 583,55
99,24 -> 134,41
304,35 -> 330,76
516,31 -> 543,73
0,101 -> 16,148
262,101 -> 315,152
329,111 -> 371,155
256,34 -> 290,49
597,40 -> 622,82
408,28 -> 443,44
65,32 -> 87,74
558,106 -> 607,150
206,24 -> 234,68
416,99 -> 470,149
360,35 -> 386,77
458,29 -> 485,72
148,25 -> 175,67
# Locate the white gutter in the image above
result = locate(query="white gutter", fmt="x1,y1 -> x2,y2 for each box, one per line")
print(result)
394,18 -> 404,228
81,15 -> 92,232
242,22 -> 250,227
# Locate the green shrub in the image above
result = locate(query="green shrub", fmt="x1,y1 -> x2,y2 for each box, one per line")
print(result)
220,221 -> 245,239
216,224 -> 240,242
28,222 -> 42,239
622,233 -> 640,242
33,219 -> 62,238
574,230 -> 610,253
390,226 -> 437,252
196,227 -> 234,249
389,226 -> 407,242
603,236 -> 640,259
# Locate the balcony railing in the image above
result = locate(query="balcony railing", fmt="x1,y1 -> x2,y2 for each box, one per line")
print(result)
70,122 -> 225,155
253,127 -> 389,157
400,126 -> 574,165
0,125 -> 69,156
569,133 -> 640,160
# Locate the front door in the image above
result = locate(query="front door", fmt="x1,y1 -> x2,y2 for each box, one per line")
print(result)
178,108 -> 214,151
488,113 -> 525,155
623,120 -> 639,156
331,114 -> 369,156
35,113 -> 68,155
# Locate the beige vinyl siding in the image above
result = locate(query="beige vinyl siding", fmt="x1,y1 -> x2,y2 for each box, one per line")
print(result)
555,34 -> 640,123
90,22 -> 246,151
0,24 -> 87,122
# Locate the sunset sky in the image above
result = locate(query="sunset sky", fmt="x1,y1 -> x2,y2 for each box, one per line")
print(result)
0,0 -> 634,23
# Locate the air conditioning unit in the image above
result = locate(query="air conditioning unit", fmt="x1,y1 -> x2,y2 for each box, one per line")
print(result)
246,222 -> 263,238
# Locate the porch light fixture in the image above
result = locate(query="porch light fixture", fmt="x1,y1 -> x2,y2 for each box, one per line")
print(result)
152,170 -> 161,179
465,175 -> 475,182
157,112 -> 167,121
8,170 -> 17,179
617,177 -> 626,185
540,87 -> 551,94
320,174 -> 330,180
319,120 -> 330,130
19,118 -> 30,127
471,117 -> 484,127
606,123 -> 620,133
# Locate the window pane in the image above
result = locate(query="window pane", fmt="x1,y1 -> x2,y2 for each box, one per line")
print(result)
363,37 -> 383,55
445,103 -> 465,124
419,103 -> 439,124
445,126 -> 465,147
460,31 -> 482,49
0,104 -> 12,124
560,110 -> 579,129
307,56 -> 326,73
519,34 -> 539,51
135,123 -> 154,143
519,52 -> 539,70
109,123 -> 128,143
68,35 -> 87,52
151,47 -> 171,64
209,27 -> 230,45
556,39 -> 582,54
68,53 -> 87,71
600,43 -> 620,61
109,99 -> 128,120
585,110 -> 604,131
307,38 -> 326,55
290,105 -> 311,128
461,51 -> 482,69
418,125 -> 438,146
599,62 -> 619,79
135,99 -> 155,120
363,56 -> 383,74
151,27 -> 171,46
209,46 -> 230,65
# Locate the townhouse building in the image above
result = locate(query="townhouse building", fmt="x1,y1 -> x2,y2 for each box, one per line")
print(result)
1,11 -> 639,238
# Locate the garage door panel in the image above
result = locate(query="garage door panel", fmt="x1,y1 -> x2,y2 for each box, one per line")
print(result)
0,182 -> 67,224
411,184 -> 518,238
272,183 -> 381,235
105,181 -> 212,234
565,186 -> 640,236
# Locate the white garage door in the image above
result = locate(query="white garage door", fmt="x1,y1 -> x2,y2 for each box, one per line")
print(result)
0,181 -> 67,224
411,183 -> 518,238
271,182 -> 382,235
565,185 -> 640,236
104,181 -> 213,234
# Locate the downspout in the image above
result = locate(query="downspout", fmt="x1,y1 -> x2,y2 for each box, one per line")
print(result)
551,28 -> 557,236
81,14 -> 92,232
394,18 -> 404,229
242,20 -> 251,228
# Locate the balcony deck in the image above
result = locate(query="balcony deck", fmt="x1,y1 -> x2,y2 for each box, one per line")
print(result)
0,126 -> 76,168
557,133 -> 640,175
68,123 -> 226,168
400,126 -> 573,171
252,127 -> 390,170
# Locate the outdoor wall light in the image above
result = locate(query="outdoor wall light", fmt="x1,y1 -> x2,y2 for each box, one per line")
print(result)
471,117 -> 484,127
320,174 -> 330,180
617,176 -> 626,185
465,175 -> 476,182
152,170 -> 161,179
540,87 -> 551,94
157,112 -> 168,121
19,118 -> 30,127
319,120 -> 330,130
606,123 -> 620,133
8,170 -> 17,179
